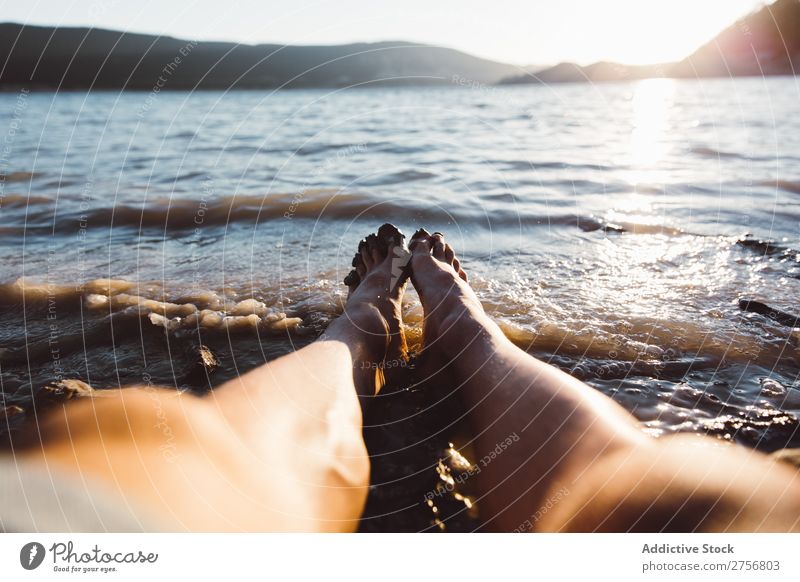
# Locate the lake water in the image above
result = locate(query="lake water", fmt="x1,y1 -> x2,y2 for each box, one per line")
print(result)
2,77 -> 800,529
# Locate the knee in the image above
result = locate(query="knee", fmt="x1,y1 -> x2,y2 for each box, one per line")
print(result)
326,435 -> 370,492
542,436 -> 800,532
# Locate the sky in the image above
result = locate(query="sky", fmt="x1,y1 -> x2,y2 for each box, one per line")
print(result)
1,0 -> 766,66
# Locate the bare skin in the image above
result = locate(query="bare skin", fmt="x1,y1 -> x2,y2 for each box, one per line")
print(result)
408,229 -> 800,532
13,226 -> 409,532
8,224 -> 800,532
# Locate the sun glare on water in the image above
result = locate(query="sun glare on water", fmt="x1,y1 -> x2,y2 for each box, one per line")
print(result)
627,78 -> 677,179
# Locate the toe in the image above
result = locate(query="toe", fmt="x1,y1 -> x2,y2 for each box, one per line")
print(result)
344,269 -> 360,292
409,228 -> 432,255
361,234 -> 376,268
453,257 -> 468,280
431,232 -> 446,260
378,223 -> 405,250
357,238 -> 367,263
365,233 -> 382,266
354,252 -> 367,278
378,223 -> 407,264
444,243 -> 455,265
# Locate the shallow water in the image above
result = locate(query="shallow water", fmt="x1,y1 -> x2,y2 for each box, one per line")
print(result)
2,78 -> 800,530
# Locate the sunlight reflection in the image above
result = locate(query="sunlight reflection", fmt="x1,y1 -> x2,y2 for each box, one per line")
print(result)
584,235 -> 733,321
626,78 -> 676,182
605,192 -> 654,216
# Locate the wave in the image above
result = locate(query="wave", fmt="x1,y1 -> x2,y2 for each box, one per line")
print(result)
0,277 -> 306,364
758,179 -> 800,195
690,146 -> 749,160
360,169 -> 437,185
0,171 -> 41,183
3,190 -> 695,237
501,160 -> 614,172
4,269 -> 795,370
496,313 -> 799,370
690,147 -> 796,163
0,194 -> 52,208
296,142 -> 364,156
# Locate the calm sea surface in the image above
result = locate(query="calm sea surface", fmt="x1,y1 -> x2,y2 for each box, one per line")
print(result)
2,77 -> 800,529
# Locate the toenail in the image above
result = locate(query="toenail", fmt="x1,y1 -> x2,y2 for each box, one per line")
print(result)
344,270 -> 359,285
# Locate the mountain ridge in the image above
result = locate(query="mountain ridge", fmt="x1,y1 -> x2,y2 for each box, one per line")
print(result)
0,22 -> 520,90
2,0 -> 798,91
501,0 -> 800,84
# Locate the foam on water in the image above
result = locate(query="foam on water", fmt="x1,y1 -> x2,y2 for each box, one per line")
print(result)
2,79 -> 800,529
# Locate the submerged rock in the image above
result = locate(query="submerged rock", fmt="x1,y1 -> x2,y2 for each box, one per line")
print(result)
738,299 -> 800,327
1,404 -> 25,419
196,344 -> 220,371
736,237 -> 790,256
41,379 -> 94,400
183,344 -> 221,390
760,378 -> 787,396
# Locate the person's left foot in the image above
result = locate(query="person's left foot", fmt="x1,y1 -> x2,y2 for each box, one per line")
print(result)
340,224 -> 411,389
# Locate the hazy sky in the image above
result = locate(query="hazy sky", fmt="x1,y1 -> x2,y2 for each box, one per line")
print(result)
2,0 -> 765,66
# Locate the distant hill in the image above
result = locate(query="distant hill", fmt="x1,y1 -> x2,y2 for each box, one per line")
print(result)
501,61 -> 670,84
674,0 -> 800,77
4,0 -> 798,91
501,0 -> 800,84
0,23 -> 520,90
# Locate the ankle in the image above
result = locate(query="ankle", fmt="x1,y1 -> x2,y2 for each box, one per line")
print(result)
433,301 -> 505,359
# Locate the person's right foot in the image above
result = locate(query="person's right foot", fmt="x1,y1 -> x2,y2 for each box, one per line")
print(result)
408,229 -> 490,356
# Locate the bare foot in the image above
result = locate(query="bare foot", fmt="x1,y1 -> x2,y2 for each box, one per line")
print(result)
408,229 -> 498,357
331,224 -> 411,395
